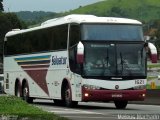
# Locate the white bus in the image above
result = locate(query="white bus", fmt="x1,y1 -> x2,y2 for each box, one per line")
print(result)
4,14 -> 157,109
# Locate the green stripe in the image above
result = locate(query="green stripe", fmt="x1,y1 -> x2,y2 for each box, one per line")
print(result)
15,55 -> 51,62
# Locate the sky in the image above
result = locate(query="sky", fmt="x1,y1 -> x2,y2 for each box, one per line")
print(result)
3,0 -> 103,12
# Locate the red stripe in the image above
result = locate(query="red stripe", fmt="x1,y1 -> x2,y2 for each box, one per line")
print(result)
25,69 -> 49,95
21,65 -> 49,69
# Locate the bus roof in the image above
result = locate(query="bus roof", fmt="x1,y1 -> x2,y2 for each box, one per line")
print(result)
5,14 -> 142,38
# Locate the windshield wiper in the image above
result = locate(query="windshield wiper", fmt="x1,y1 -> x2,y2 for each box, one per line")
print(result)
106,49 -> 109,67
120,53 -> 124,73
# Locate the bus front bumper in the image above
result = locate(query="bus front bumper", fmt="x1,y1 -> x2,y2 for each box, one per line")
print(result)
82,88 -> 146,102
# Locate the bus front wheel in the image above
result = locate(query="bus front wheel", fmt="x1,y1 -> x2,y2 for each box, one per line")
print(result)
114,100 -> 128,109
64,85 -> 78,107
22,83 -> 33,103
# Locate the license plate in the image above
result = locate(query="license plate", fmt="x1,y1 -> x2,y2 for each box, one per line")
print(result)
112,94 -> 123,98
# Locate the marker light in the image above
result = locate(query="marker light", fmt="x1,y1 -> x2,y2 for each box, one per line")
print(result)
142,94 -> 146,97
84,93 -> 89,97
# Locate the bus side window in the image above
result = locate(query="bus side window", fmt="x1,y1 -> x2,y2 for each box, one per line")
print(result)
6,35 -> 21,55
50,24 -> 68,50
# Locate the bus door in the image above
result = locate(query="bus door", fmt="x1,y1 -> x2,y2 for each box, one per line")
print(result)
73,73 -> 82,101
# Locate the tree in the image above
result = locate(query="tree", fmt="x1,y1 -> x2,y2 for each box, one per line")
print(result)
107,7 -> 129,18
0,13 -> 25,37
155,26 -> 160,48
0,12 -> 27,63
0,0 -> 3,12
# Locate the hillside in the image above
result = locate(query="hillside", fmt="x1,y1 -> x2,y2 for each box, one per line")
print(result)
15,0 -> 160,26
65,0 -> 160,22
15,11 -> 59,26
16,11 -> 58,21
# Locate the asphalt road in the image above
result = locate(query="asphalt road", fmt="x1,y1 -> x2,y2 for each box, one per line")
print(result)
33,100 -> 160,120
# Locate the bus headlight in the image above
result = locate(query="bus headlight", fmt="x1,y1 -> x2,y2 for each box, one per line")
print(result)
83,84 -> 101,90
133,85 -> 146,90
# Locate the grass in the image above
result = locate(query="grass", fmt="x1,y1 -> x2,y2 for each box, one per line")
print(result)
147,76 -> 158,81
0,95 -> 68,120
147,63 -> 160,68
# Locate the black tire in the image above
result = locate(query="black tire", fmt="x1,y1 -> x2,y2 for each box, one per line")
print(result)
22,83 -> 33,103
15,82 -> 21,97
114,100 -> 128,109
64,84 -> 78,107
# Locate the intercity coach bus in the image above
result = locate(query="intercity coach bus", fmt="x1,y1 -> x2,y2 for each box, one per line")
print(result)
4,14 -> 157,109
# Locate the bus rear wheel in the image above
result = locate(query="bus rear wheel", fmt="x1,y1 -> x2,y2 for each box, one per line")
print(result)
114,100 -> 128,109
15,82 -> 21,97
22,83 -> 33,103
64,85 -> 78,107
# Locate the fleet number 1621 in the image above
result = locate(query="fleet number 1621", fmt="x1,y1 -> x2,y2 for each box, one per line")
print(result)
135,79 -> 145,85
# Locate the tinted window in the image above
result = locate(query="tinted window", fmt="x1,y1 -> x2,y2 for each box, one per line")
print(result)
5,34 -> 21,55
5,24 -> 68,55
82,24 -> 143,41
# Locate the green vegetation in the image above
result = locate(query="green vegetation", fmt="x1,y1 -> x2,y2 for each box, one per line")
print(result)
146,84 -> 151,89
147,63 -> 160,90
0,96 -> 68,120
15,0 -> 160,24
148,63 -> 160,68
156,86 -> 160,89
147,76 -> 158,82
15,11 -> 59,26
0,1 -> 26,61
0,0 -> 3,12
65,0 -> 160,22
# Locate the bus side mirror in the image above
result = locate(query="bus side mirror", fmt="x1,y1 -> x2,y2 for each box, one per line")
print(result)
77,42 -> 84,64
145,42 -> 157,63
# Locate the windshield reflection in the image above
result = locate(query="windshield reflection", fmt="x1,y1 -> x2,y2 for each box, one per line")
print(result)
83,43 -> 146,78
82,24 -> 143,41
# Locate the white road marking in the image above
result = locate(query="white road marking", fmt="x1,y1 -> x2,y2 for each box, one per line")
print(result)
48,108 -> 104,115
130,104 -> 160,108
62,116 -> 116,119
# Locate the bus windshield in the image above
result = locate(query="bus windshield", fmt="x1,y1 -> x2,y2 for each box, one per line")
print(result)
83,43 -> 146,78
81,24 -> 143,41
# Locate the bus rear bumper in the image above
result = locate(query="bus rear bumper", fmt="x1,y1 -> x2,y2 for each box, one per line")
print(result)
82,88 -> 146,102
